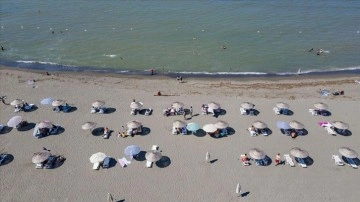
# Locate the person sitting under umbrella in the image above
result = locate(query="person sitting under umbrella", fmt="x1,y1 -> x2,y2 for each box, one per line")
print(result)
241,154 -> 250,164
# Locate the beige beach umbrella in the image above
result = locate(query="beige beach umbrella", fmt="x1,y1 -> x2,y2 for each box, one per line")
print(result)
289,121 -> 304,130
38,120 -> 53,129
127,120 -> 142,129
208,102 -> 221,110
145,150 -> 162,162
332,121 -> 349,130
253,121 -> 267,129
314,102 -> 328,110
173,120 -> 186,128
7,115 -> 23,128
89,152 -> 107,163
241,102 -> 254,109
52,99 -> 65,107
236,183 -> 241,195
276,102 -> 290,109
339,147 -> 358,158
214,120 -> 229,129
290,147 -> 309,158
130,101 -> 143,109
10,99 -> 24,106
202,124 -> 218,133
172,101 -> 184,110
82,122 -> 97,130
249,148 -> 266,160
92,100 -> 105,108
32,150 -> 51,164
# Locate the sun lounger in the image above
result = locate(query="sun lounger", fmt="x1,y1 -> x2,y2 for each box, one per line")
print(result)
152,145 -> 158,151
248,128 -> 258,136
284,154 -> 295,167
345,157 -> 358,169
297,158 -> 307,168
308,109 -> 318,116
273,107 -> 281,115
145,108 -> 152,116
131,108 -> 136,115
240,107 -> 247,115
332,155 -> 344,166
118,157 -> 131,168
92,162 -> 100,170
326,126 -> 337,136
35,163 -> 44,169
240,154 -> 250,166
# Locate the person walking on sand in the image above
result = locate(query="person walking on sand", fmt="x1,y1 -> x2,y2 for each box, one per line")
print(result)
275,153 -> 282,166
189,106 -> 193,118
183,111 -> 187,120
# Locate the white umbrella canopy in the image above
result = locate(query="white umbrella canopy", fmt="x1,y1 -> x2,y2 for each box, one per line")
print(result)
124,145 -> 141,156
173,120 -> 187,128
130,101 -> 143,109
82,122 -> 97,130
32,150 -> 51,164
339,147 -> 358,158
202,124 -> 218,133
52,99 -> 65,107
38,121 -> 53,129
89,152 -> 107,163
214,120 -> 229,129
253,121 -> 267,129
290,147 -> 309,158
171,101 -> 184,109
241,102 -> 254,109
10,99 -> 24,106
186,122 -> 201,132
276,102 -> 290,109
7,115 -> 23,128
145,150 -> 162,162
249,148 -> 266,160
40,97 -> 54,105
127,120 -> 142,129
289,121 -> 304,130
208,102 -> 221,110
92,100 -> 105,108
314,102 -> 328,110
332,121 -> 349,130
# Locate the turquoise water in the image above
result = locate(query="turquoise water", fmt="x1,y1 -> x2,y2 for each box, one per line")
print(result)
1,0 -> 360,75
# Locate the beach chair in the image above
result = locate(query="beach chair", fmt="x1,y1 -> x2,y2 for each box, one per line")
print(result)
131,108 -> 136,115
14,106 -> 22,113
98,107 -> 105,114
308,109 -> 318,116
297,158 -> 307,168
284,154 -> 295,167
35,163 -> 44,169
345,157 -> 358,169
326,126 -> 337,136
145,108 -> 152,116
240,154 -> 250,166
332,155 -> 344,166
90,107 -> 97,114
118,157 -> 131,168
240,107 -> 247,115
273,107 -> 281,115
92,162 -> 100,170
248,128 -> 258,137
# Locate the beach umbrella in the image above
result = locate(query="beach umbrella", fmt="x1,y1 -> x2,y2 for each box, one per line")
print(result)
40,97 -> 54,105
276,121 -> 291,130
38,121 -> 53,129
289,121 -> 304,130
82,122 -> 97,130
202,124 -> 218,133
89,152 -> 107,163
276,102 -> 289,109
124,145 -> 141,156
208,102 -> 221,110
32,150 -> 51,164
186,122 -> 201,132
249,148 -> 266,160
214,120 -> 229,129
130,101 -> 143,109
145,150 -> 162,162
339,147 -> 358,158
206,152 -> 210,163
253,121 -> 267,129
172,101 -> 184,110
92,100 -> 105,108
173,120 -> 187,128
127,120 -> 142,129
52,99 -> 65,107
241,102 -> 254,109
10,99 -> 24,106
314,102 -> 328,110
7,115 -> 23,128
332,121 -> 349,130
290,147 -> 309,158
236,183 -> 241,194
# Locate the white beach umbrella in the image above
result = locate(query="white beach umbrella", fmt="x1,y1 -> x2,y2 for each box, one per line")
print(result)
276,102 -> 290,109
208,102 -> 221,110
124,145 -> 141,156
82,122 -> 97,130
214,120 -> 229,129
206,152 -> 210,163
241,102 -> 254,109
332,121 -> 349,130
236,183 -> 241,194
32,150 -> 51,164
253,121 -> 267,129
130,101 -> 143,109
186,122 -> 201,132
92,100 -> 105,108
52,99 -> 65,107
290,147 -> 309,158
314,102 -> 328,110
172,101 -> 184,110
40,97 -> 54,105
249,148 -> 266,160
127,120 -> 142,129
339,147 -> 358,158
38,120 -> 53,129
173,120 -> 186,128
202,124 -> 218,133
145,150 -> 162,162
10,99 -> 24,106
289,121 -> 304,130
7,116 -> 23,128
89,152 -> 107,163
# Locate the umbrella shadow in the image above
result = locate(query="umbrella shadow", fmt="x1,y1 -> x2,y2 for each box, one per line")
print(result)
210,159 -> 218,164
52,157 -> 66,169
226,127 -> 236,136
155,156 -> 171,168
17,122 -> 36,132
341,156 -> 360,165
24,105 -> 38,112
134,151 -> 147,161
320,110 -> 331,116
283,109 -> 294,116
92,127 -> 104,136
299,129 -> 309,136
251,109 -> 260,116
258,156 -> 272,166
139,127 -> 151,136
0,126 -> 13,135
107,157 -> 117,168
337,129 -> 352,136
193,129 -> 207,137
295,156 -> 314,166
63,106 -> 77,113
104,107 -> 116,114
241,191 -> 250,197
263,128 -> 273,136
51,126 -> 65,136
0,154 -> 14,166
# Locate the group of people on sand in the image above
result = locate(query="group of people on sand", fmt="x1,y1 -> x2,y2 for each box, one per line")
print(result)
241,153 -> 284,166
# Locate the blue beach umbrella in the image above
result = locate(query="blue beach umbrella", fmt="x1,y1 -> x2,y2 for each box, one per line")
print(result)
124,145 -> 141,156
40,97 -> 54,105
186,122 -> 201,132
276,121 -> 291,130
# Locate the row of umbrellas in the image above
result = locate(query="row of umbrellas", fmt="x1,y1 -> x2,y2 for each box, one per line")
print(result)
81,120 -> 142,131
172,120 -> 229,133
276,120 -> 349,130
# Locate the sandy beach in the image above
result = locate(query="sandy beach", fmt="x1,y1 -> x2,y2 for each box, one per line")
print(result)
0,66 -> 359,202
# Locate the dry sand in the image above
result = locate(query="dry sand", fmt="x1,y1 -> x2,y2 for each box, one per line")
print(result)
0,67 -> 359,202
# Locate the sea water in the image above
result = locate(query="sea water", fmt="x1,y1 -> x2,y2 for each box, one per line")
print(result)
1,0 -> 360,76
